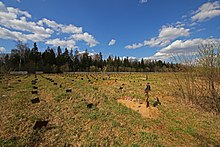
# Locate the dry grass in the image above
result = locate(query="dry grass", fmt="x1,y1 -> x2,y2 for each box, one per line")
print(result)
0,73 -> 219,146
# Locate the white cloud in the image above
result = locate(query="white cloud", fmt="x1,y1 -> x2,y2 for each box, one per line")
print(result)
37,18 -> 61,30
26,33 -> 51,42
139,0 -> 148,4
0,26 -> 27,42
158,26 -> 190,43
148,38 -> 220,60
0,1 -> 98,49
38,18 -> 82,34
125,26 -> 190,49
70,32 -> 99,47
175,21 -> 185,27
108,39 -> 116,46
0,17 -> 53,35
0,46 -> 6,52
61,24 -> 82,34
0,26 -> 51,42
0,2 -> 52,42
45,38 -> 77,49
7,7 -> 31,18
125,43 -> 143,49
0,2 -> 8,12
192,1 -> 220,22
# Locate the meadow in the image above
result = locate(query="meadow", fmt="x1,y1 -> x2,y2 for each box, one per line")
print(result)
0,72 -> 219,146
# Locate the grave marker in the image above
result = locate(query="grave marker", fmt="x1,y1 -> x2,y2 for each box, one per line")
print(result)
87,103 -> 93,109
66,89 -> 72,93
32,91 -> 38,94
33,86 -> 38,89
31,98 -> 40,104
33,120 -> 48,130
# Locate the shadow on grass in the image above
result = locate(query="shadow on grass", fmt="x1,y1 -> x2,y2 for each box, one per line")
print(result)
191,132 -> 220,146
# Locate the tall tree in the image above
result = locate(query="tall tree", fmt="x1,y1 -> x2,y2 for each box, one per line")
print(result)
57,46 -> 62,56
30,42 -> 41,72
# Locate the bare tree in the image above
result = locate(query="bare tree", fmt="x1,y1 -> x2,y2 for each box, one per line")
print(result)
15,41 -> 29,71
174,44 -> 220,113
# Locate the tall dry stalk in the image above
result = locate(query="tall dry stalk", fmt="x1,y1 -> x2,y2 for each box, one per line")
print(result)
174,44 -> 220,112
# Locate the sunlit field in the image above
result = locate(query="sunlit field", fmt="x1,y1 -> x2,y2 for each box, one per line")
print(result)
0,73 -> 219,146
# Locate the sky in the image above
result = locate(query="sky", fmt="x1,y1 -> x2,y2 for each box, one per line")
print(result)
0,0 -> 220,61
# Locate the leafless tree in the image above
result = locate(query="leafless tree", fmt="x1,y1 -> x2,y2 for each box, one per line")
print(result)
174,44 -> 220,113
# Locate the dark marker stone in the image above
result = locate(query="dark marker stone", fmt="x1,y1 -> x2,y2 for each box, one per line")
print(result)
87,103 -> 93,109
31,98 -> 40,104
32,91 -> 38,94
33,120 -> 48,130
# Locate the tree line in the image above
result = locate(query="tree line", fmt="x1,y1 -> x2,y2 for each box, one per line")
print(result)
0,42 -> 181,73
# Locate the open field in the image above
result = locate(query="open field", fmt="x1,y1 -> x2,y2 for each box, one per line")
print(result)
0,73 -> 220,146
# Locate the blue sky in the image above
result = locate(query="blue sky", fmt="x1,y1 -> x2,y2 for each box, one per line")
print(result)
0,0 -> 220,60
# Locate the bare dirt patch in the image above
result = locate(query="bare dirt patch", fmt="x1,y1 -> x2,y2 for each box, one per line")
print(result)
117,98 -> 160,119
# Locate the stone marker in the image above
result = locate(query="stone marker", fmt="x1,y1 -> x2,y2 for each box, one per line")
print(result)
87,103 -> 93,109
31,98 -> 40,104
32,91 -> 38,94
33,120 -> 48,130
33,86 -> 38,89
66,89 -> 72,93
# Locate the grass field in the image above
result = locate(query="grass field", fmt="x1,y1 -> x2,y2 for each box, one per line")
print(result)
0,73 -> 219,146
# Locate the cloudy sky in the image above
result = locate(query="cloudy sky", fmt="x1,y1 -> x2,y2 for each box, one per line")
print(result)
0,0 -> 220,60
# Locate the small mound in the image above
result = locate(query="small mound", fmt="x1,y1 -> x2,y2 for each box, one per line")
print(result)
117,98 -> 160,119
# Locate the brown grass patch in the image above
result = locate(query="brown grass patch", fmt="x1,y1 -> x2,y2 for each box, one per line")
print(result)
117,98 -> 160,119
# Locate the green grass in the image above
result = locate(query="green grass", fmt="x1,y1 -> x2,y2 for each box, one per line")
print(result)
0,73 -> 219,146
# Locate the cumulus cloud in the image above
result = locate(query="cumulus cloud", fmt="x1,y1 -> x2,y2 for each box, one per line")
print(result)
126,1 -> 220,61
38,18 -> 82,34
125,43 -> 143,49
0,46 -> 6,52
148,38 -> 220,60
125,26 -> 190,49
0,17 -> 53,35
192,1 -> 220,22
0,1 -> 98,49
70,32 -> 99,47
108,39 -> 116,46
7,7 -> 31,18
45,38 -> 77,49
0,1 -> 53,42
0,26 -> 26,42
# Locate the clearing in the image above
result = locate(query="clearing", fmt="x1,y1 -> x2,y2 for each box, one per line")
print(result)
0,73 -> 219,146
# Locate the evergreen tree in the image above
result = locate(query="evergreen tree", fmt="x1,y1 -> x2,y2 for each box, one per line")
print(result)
57,46 -> 62,56
29,42 -> 41,72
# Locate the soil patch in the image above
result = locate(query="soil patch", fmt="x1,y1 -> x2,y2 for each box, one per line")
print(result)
118,98 -> 160,119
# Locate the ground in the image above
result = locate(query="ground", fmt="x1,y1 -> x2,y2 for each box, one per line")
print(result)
0,72 -> 219,146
